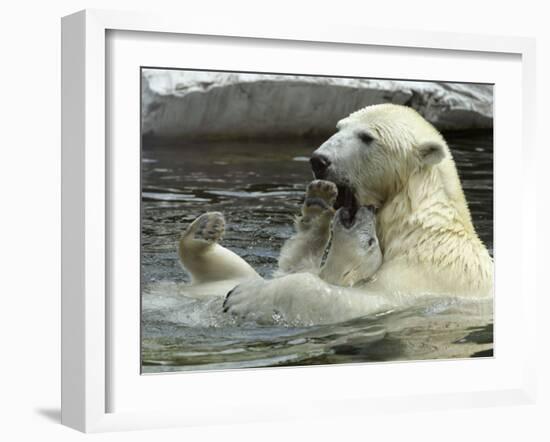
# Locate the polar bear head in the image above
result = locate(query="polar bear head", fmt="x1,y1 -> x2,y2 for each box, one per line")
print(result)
310,104 -> 450,209
320,206 -> 383,287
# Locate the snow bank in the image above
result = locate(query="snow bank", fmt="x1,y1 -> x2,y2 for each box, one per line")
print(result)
142,70 -> 492,139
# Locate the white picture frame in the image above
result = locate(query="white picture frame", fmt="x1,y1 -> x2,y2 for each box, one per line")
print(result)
61,9 -> 538,433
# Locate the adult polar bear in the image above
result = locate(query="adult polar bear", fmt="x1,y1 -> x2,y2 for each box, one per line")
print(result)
204,104 -> 493,324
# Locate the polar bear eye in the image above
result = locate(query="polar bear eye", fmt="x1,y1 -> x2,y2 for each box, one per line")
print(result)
357,131 -> 374,144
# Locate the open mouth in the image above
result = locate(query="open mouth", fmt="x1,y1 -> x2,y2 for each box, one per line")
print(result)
335,185 -> 359,229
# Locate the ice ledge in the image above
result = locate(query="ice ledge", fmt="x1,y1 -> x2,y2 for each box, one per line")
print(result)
142,70 -> 493,139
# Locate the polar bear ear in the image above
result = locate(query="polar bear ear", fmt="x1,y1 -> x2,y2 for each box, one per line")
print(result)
418,141 -> 446,166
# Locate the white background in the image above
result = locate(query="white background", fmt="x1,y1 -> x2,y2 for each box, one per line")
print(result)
0,0 -> 548,441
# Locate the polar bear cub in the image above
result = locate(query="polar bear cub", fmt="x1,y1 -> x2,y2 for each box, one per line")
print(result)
320,205 -> 382,287
178,180 -> 383,293
277,179 -> 382,287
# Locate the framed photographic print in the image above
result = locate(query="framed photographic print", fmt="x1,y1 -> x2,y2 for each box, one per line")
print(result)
139,67 -> 495,374
61,9 -> 537,433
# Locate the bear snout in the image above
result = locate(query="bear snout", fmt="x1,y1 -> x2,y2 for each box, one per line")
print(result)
310,153 -> 331,179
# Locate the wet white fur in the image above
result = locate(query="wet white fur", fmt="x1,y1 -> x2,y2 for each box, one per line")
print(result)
179,203 -> 382,299
319,208 -> 382,287
178,216 -> 260,286
276,203 -> 333,276
222,104 -> 493,324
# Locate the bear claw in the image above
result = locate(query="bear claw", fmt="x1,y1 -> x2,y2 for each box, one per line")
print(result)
222,287 -> 236,312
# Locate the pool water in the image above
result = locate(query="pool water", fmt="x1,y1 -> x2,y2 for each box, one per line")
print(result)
141,131 -> 493,373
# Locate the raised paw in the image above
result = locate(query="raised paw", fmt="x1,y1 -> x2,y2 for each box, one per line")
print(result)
182,211 -> 225,245
303,180 -> 338,215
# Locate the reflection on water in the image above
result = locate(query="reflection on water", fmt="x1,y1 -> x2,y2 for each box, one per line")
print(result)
141,131 -> 493,373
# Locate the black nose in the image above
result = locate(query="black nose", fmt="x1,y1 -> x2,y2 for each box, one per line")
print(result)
310,154 -> 331,178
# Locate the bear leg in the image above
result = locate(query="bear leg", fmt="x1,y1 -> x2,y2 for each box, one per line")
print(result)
277,180 -> 337,275
179,212 -> 259,283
